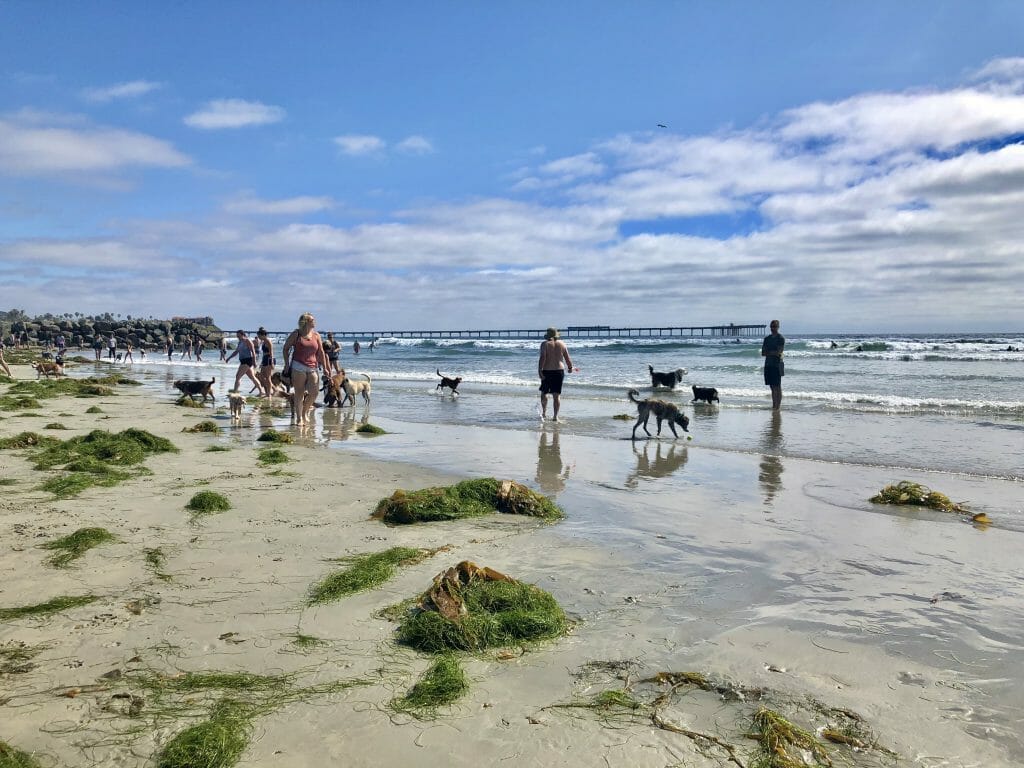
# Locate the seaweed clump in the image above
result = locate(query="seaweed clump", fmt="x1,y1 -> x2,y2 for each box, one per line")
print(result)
751,707 -> 830,768
40,527 -> 116,568
0,641 -> 47,675
0,594 -> 98,622
374,478 -> 562,525
356,423 -> 386,435
182,420 -> 220,434
154,699 -> 251,768
257,429 -> 293,444
0,739 -> 44,768
870,480 -> 967,513
31,428 -> 177,471
186,491 -> 231,517
257,447 -> 290,465
308,546 -> 430,605
390,653 -> 468,716
0,432 -> 59,450
396,561 -> 566,653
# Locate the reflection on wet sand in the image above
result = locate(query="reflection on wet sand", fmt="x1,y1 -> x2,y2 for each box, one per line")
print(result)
626,442 -> 688,489
759,411 -> 784,507
536,429 -> 571,495
319,405 -> 369,441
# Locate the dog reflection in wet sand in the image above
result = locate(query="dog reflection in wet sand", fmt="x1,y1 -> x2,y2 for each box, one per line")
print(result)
627,389 -> 690,439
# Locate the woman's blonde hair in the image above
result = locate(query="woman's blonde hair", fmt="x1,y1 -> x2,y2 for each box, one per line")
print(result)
298,313 -> 315,333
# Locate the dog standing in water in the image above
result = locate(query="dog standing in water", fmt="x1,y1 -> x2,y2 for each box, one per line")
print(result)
628,389 -> 690,439
436,369 -> 463,396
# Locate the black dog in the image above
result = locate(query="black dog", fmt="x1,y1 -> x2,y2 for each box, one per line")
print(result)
691,385 -> 720,404
436,368 -> 463,395
649,364 -> 685,389
173,377 -> 216,402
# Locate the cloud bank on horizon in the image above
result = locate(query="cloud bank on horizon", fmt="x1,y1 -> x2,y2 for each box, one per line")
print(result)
1,16 -> 1023,333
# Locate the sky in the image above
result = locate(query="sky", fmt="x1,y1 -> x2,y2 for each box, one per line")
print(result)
2,2 -> 1024,334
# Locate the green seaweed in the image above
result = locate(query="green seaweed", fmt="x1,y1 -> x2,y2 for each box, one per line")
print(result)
0,432 -> 58,450
750,707 -> 830,768
43,422 -> 68,430
0,739 -> 44,768
0,641 -> 48,675
307,547 -> 426,605
356,423 -> 386,435
183,420 -> 220,434
870,480 -> 967,513
41,527 -> 116,567
397,577 -> 567,653
85,405 -> 104,414
187,491 -> 232,517
256,429 -> 292,444
31,428 -> 177,471
0,594 -> 99,622
40,470 -> 129,498
391,653 -> 468,716
374,477 -> 562,524
257,447 -> 290,465
204,445 -> 232,452
154,698 -> 251,768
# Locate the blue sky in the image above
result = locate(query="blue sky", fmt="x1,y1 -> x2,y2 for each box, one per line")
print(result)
2,2 -> 1024,332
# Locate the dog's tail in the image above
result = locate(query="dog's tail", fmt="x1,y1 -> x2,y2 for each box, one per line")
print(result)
628,388 -> 642,404
436,368 -> 444,378
360,373 -> 371,382
209,377 -> 216,384
648,364 -> 654,375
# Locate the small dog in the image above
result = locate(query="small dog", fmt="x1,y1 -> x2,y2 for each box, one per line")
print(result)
32,360 -> 64,378
436,368 -> 463,395
173,377 -> 216,402
268,371 -> 292,396
341,372 -> 371,406
691,385 -> 720,404
115,353 -> 123,362
648,364 -> 686,389
628,389 -> 690,439
228,391 -> 246,419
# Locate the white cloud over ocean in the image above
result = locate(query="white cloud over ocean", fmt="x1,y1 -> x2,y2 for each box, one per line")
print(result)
184,99 -> 286,129
3,58 -> 1024,331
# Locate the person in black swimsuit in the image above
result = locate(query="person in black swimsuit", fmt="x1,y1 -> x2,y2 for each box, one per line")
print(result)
226,329 -> 264,395
256,327 -> 275,396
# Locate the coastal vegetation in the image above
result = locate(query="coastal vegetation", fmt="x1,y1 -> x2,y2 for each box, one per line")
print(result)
257,447 -> 289,465
0,594 -> 99,622
374,478 -> 562,524
41,527 -> 117,568
182,420 -> 220,433
356,423 -> 386,435
390,653 -> 468,715
307,546 -> 433,605
186,491 -> 231,517
870,480 -> 967,513
256,429 -> 292,444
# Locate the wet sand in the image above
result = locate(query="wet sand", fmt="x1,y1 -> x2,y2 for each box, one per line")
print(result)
1,364 -> 1022,766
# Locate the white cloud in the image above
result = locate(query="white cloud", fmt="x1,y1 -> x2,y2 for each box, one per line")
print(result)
539,152 -> 604,181
184,99 -> 286,129
334,134 -> 386,155
0,114 -> 190,175
396,135 -> 434,154
223,194 -> 335,216
82,80 -> 162,103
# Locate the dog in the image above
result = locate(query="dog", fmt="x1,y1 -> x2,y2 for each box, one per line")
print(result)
228,391 -> 246,419
32,360 -> 64,379
341,372 -> 372,406
691,385 -> 720,404
436,369 -> 463,395
322,373 -> 348,407
173,377 -> 216,402
648,364 -> 686,389
628,389 -> 690,439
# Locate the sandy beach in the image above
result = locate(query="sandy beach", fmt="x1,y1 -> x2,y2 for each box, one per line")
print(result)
2,362 -> 1022,767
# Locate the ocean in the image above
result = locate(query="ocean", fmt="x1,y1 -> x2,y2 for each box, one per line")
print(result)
121,331 -> 1024,481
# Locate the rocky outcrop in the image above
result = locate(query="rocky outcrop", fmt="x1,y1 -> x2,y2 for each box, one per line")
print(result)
0,313 -> 224,349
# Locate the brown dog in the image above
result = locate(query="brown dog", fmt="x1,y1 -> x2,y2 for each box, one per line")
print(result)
173,377 -> 216,402
436,368 -> 463,395
32,360 -> 64,378
323,372 -> 348,407
628,389 -> 690,439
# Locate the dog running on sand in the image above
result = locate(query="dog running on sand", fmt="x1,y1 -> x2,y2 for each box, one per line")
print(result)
648,364 -> 686,389
628,389 -> 690,440
436,369 -> 463,396
691,385 -> 720,404
173,377 -> 216,402
32,360 -> 64,379
228,391 -> 246,419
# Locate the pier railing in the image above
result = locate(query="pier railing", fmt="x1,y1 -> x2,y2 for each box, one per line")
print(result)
265,324 -> 766,340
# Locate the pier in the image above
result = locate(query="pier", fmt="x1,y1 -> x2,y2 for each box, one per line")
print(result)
267,324 -> 765,340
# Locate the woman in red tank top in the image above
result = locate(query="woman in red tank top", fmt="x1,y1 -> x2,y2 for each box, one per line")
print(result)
282,312 -> 329,426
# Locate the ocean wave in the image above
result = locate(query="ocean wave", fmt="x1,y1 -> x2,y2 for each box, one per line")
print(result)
374,336 -> 754,351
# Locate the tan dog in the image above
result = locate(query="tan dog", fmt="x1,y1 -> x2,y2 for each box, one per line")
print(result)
341,372 -> 371,406
628,389 -> 690,439
228,391 -> 246,419
32,360 -> 64,378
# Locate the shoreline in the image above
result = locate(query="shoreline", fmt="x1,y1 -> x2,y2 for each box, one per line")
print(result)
2,363 -> 1022,766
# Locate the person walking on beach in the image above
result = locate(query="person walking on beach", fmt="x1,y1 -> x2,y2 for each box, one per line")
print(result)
123,340 -> 134,364
93,335 -> 103,361
195,337 -> 204,362
226,330 -> 264,396
0,336 -> 11,378
107,334 -> 116,359
181,335 -> 193,360
219,336 -> 228,361
538,327 -> 574,422
761,319 -> 785,410
256,327 -> 275,397
282,313 -> 329,426
325,332 -> 342,374
165,338 -> 173,361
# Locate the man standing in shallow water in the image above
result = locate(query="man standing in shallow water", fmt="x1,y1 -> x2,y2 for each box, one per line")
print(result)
538,327 -> 574,422
761,319 -> 785,410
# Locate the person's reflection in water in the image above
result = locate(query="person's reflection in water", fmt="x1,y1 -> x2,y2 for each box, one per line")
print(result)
626,442 -> 689,489
536,430 -> 571,496
759,411 -> 784,507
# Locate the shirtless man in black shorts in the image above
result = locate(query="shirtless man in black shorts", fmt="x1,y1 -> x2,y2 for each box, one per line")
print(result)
538,327 -> 574,422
